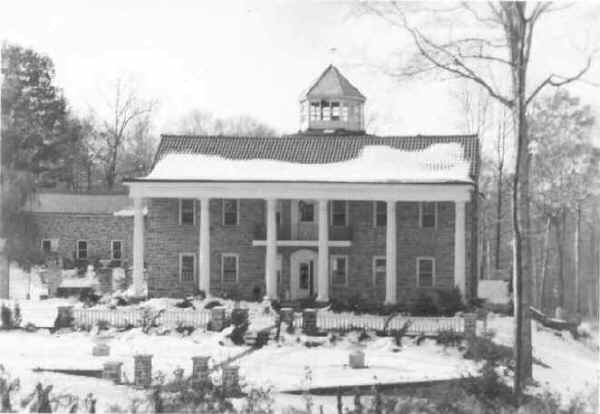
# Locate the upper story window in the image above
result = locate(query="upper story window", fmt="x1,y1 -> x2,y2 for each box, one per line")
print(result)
111,240 -> 123,260
76,240 -> 88,260
41,239 -> 57,254
331,102 -> 340,121
179,199 -> 195,225
420,202 -> 437,228
374,201 -> 387,227
417,257 -> 435,287
331,200 -> 347,227
341,105 -> 349,122
223,199 -> 239,226
310,102 -> 320,121
321,100 -> 331,121
299,201 -> 314,222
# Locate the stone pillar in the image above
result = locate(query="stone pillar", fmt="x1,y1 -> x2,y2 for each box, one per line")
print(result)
222,365 -> 240,395
385,201 -> 397,304
192,356 -> 211,386
199,198 -> 211,294
102,361 -> 123,384
210,306 -> 227,331
454,201 -> 466,299
134,355 -> 152,388
463,312 -> 477,341
265,199 -> 278,299
280,307 -> 294,325
55,305 -> 74,329
132,197 -> 145,297
317,199 -> 329,302
302,309 -> 317,334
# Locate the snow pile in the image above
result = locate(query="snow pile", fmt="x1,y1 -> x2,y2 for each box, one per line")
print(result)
9,263 -> 48,300
113,206 -> 148,217
145,144 -> 472,183
478,280 -> 510,304
0,298 -> 80,328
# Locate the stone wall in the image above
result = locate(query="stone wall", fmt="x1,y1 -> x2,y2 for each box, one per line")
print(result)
146,198 -> 476,302
30,213 -> 134,265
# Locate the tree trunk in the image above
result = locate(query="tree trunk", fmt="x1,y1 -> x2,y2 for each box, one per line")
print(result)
540,217 -> 551,312
0,53 -> 9,300
495,169 -> 503,272
574,204 -> 580,314
554,212 -> 565,309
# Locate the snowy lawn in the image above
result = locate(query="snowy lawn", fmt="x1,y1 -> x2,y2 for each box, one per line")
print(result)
487,313 -> 598,404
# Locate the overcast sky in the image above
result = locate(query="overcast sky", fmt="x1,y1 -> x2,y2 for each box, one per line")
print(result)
2,0 -> 599,150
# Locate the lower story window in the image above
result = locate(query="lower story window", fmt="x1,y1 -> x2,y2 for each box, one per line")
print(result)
373,256 -> 386,286
41,239 -> 52,254
417,257 -> 435,287
330,255 -> 348,285
180,253 -> 196,282
111,240 -> 123,260
76,240 -> 88,260
221,254 -> 239,282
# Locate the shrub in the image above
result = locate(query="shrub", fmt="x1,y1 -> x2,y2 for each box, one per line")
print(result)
228,321 -> 249,346
1,305 -> 13,329
437,287 -> 465,316
463,332 -> 512,367
436,329 -> 463,348
410,292 -> 439,316
253,331 -> 270,349
204,300 -> 222,309
252,286 -> 262,302
96,319 -> 110,331
175,298 -> 194,309
175,322 -> 194,336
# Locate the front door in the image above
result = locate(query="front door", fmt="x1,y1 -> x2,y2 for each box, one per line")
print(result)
290,249 -> 318,299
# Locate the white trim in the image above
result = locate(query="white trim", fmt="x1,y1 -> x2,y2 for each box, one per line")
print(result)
329,200 -> 349,227
373,201 -> 387,227
221,253 -> 239,282
178,198 -> 196,225
126,181 -> 473,202
110,240 -> 123,260
76,240 -> 88,260
372,255 -> 386,286
222,199 -> 239,226
419,202 -> 437,229
252,240 -> 351,247
179,252 -> 196,282
416,256 -> 436,287
330,254 -> 348,286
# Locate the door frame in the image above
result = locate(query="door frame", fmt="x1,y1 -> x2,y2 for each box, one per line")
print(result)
290,249 -> 318,300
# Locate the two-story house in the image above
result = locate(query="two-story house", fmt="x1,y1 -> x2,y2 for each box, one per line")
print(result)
124,65 -> 480,304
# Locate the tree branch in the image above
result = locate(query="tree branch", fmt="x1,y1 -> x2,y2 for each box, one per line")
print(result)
526,57 -> 592,106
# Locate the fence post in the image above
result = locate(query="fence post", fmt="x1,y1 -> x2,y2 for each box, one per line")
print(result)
102,361 -> 123,384
192,356 -> 211,387
280,307 -> 294,325
134,354 -> 153,388
210,306 -> 227,331
302,309 -> 317,335
222,365 -> 240,396
463,313 -> 477,342
55,306 -> 74,329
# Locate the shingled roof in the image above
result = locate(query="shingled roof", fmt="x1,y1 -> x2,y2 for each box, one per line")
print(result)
153,134 -> 480,178
302,65 -> 366,101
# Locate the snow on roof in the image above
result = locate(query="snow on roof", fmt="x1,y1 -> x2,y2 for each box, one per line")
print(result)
113,206 -> 148,217
25,193 -> 131,215
143,143 -> 472,184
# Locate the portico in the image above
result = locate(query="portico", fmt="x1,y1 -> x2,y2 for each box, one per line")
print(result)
126,180 -> 472,302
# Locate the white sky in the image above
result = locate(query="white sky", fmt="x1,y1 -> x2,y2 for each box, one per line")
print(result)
1,0 -> 599,151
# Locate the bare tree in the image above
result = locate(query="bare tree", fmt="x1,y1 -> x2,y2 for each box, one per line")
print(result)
175,110 -> 276,137
97,77 -> 155,189
360,2 -> 593,397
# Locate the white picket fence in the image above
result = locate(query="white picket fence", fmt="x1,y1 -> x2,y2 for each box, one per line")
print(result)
72,308 -> 212,329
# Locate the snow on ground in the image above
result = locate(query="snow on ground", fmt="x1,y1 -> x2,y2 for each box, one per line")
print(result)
0,298 -> 82,328
478,280 -> 510,304
487,313 -> 598,403
8,263 -> 48,300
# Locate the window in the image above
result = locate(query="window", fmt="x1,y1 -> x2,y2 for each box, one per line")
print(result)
330,255 -> 348,285
310,102 -> 320,121
331,200 -> 347,227
374,201 -> 387,227
299,201 -> 314,222
341,105 -> 349,122
180,253 -> 196,282
373,256 -> 386,286
41,239 -> 52,254
179,199 -> 195,225
221,254 -> 239,282
417,257 -> 435,287
111,240 -> 123,260
420,202 -> 437,228
331,101 -> 340,120
321,100 -> 331,121
76,240 -> 88,260
223,199 -> 239,225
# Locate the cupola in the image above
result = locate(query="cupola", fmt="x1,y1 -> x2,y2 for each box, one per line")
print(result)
299,65 -> 366,133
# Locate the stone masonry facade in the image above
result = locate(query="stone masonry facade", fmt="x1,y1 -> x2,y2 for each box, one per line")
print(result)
145,198 -> 476,302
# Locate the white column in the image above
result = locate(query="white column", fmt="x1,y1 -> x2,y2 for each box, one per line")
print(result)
132,197 -> 145,297
265,199 -> 278,299
199,198 -> 211,294
317,199 -> 329,302
454,201 -> 467,298
385,200 -> 397,304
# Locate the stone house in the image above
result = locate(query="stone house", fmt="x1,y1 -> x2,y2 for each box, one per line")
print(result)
124,65 -> 481,303
25,192 -> 138,268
